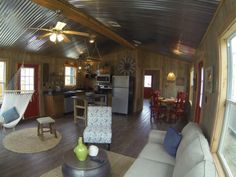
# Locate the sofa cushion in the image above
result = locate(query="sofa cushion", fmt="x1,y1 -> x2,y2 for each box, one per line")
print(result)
176,123 -> 203,161
139,143 -> 175,165
2,107 -> 20,124
148,129 -> 166,144
182,161 -> 218,177
124,158 -> 174,177
173,134 -> 213,177
181,122 -> 202,136
163,127 -> 182,157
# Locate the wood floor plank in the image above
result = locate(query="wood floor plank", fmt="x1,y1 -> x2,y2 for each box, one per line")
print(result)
0,100 -> 187,177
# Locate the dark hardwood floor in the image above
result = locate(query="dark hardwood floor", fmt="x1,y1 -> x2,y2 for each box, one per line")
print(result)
0,100 -> 187,177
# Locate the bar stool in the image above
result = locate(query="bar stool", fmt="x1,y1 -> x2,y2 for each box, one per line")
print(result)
72,97 -> 88,126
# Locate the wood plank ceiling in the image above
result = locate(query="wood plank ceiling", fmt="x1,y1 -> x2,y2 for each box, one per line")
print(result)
0,0 -> 220,60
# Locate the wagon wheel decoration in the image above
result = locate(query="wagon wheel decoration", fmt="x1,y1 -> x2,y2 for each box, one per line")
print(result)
118,57 -> 135,75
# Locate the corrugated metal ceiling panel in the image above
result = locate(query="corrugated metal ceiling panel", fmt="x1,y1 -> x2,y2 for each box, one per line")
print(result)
0,0 -> 221,60
67,0 -> 221,59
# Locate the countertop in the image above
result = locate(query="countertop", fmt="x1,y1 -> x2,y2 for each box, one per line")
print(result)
43,89 -> 112,96
44,89 -> 85,96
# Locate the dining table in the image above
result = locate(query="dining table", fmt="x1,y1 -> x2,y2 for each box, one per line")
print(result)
158,97 -> 177,122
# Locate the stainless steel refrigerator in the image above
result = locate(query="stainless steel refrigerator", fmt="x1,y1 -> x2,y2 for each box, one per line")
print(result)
112,75 -> 130,114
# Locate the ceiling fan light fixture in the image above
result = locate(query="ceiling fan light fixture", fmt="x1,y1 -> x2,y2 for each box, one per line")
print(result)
89,38 -> 95,43
50,33 -> 57,42
89,35 -> 96,43
57,33 -> 64,42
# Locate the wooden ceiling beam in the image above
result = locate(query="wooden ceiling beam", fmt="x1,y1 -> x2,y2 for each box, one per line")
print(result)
32,0 -> 135,49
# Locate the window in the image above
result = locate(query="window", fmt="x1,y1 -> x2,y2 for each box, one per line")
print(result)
65,66 -> 76,86
20,67 -> 34,91
144,75 -> 152,88
0,61 -> 6,100
189,67 -> 194,104
199,67 -> 204,108
218,34 -> 236,177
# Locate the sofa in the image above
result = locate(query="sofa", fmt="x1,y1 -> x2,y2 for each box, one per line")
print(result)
124,122 -> 218,177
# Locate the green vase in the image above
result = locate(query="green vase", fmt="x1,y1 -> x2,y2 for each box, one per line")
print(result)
74,137 -> 88,161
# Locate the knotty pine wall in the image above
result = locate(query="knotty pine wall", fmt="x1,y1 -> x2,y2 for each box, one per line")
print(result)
101,47 -> 191,112
193,0 -> 236,142
0,48 -> 78,116
0,47 -> 191,115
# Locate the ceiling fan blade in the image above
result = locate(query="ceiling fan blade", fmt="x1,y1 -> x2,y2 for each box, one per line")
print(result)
54,21 -> 66,30
28,28 -> 52,32
63,30 -> 90,37
62,34 -> 71,43
36,33 -> 51,40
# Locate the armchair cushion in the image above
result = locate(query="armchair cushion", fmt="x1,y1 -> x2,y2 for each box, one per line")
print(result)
83,126 -> 111,144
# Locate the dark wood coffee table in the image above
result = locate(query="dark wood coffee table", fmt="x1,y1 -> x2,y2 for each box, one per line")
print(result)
62,149 -> 111,177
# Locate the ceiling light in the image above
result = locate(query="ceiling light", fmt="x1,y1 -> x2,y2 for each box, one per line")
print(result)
57,33 -> 64,42
108,21 -> 121,28
173,48 -> 183,55
49,33 -> 57,42
89,38 -> 95,43
89,35 -> 96,43
167,72 -> 176,81
133,40 -> 142,47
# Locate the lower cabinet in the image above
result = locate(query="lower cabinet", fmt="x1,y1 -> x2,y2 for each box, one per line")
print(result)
44,94 -> 64,118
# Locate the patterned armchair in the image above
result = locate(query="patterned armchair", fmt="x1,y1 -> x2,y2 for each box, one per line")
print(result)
83,106 -> 112,150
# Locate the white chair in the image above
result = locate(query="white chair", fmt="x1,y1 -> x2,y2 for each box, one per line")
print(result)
83,106 -> 112,150
0,90 -> 33,132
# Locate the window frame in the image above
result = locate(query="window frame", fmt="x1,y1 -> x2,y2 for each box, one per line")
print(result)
0,60 -> 6,101
144,74 -> 152,88
64,66 -> 77,87
20,67 -> 35,91
217,33 -> 236,177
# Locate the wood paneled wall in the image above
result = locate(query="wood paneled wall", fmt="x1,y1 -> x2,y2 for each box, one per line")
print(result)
101,47 -> 191,112
0,48 -> 78,115
0,46 -> 191,115
193,0 -> 236,141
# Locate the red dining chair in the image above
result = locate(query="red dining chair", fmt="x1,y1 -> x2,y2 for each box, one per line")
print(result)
177,91 -> 188,102
150,92 -> 167,123
169,92 -> 187,122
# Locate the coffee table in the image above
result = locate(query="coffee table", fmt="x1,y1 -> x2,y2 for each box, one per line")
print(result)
62,149 -> 111,177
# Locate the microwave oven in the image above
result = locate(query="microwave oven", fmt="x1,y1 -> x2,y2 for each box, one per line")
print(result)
96,74 -> 111,83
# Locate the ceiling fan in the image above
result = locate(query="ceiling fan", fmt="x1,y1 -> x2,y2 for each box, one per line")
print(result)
29,21 -> 96,43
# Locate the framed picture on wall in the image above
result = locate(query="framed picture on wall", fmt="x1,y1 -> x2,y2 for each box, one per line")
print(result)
205,66 -> 213,93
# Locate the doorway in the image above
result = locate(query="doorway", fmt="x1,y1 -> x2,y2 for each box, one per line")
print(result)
18,64 -> 39,119
143,69 -> 160,99
194,61 -> 204,123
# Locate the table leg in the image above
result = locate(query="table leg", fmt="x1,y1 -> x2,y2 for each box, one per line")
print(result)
37,123 -> 40,136
53,123 -> 57,138
40,124 -> 44,141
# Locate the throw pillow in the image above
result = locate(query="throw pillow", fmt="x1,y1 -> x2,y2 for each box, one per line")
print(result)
163,127 -> 182,157
2,107 -> 20,124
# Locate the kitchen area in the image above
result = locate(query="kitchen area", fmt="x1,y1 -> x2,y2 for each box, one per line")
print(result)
42,60 -> 135,118
43,74 -> 134,118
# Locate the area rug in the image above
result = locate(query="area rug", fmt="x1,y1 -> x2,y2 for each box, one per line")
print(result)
40,151 -> 135,177
3,128 -> 62,153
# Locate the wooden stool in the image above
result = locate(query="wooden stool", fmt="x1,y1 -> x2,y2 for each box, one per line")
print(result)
36,117 -> 57,140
